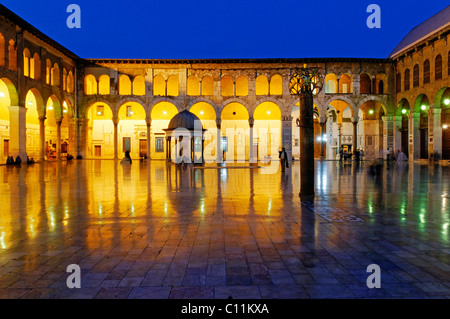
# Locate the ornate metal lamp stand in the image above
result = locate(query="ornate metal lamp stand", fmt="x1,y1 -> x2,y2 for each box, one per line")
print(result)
289,67 -> 323,203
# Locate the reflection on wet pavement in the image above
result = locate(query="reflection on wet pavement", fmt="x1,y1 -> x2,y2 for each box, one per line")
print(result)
0,160 -> 449,299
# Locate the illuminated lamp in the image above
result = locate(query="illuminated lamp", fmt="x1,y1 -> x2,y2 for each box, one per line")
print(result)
163,111 -> 167,115
368,109 -> 374,115
421,105 -> 427,111
48,105 -> 54,111
0,92 -> 4,98
443,124 -> 448,130
200,110 -> 204,115
401,109 -> 407,114
444,99 -> 450,106
267,111 -> 271,115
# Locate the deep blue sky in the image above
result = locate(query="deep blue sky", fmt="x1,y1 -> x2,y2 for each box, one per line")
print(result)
1,0 -> 448,59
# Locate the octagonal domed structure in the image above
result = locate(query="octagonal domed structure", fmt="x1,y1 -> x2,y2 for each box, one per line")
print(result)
167,110 -> 201,131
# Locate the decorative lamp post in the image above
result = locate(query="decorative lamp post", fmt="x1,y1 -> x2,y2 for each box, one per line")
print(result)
289,67 -> 324,203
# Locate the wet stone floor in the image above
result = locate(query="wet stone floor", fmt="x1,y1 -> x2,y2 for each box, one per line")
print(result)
0,159 -> 449,299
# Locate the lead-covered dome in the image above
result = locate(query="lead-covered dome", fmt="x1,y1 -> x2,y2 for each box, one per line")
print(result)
167,110 -> 201,131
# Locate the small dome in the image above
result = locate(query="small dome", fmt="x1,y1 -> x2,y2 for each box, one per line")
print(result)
167,110 -> 201,130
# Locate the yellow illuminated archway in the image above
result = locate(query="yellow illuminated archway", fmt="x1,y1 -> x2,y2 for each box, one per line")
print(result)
254,102 -> 281,159
151,102 -> 179,159
87,102 -> 114,159
118,102 -> 147,158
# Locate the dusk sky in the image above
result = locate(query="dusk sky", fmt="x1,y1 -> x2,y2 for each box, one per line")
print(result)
1,0 -> 448,59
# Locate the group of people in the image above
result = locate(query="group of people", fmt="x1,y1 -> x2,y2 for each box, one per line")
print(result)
339,147 -> 365,162
6,156 -> 22,165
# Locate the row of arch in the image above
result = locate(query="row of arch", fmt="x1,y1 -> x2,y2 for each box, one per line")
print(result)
85,72 -> 390,97
84,73 -> 284,97
0,77 -> 74,163
324,73 -> 388,94
396,52 -> 450,92
0,33 -> 74,93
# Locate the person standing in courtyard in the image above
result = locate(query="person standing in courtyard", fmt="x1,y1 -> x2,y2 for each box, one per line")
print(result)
121,151 -> 132,165
279,147 -> 289,172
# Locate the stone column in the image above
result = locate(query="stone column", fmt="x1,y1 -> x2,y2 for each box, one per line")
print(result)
249,117 -> 255,164
282,116 -> 293,162
408,113 -> 420,161
113,117 -> 119,160
393,115 -> 402,155
352,120 -> 358,155
56,120 -> 62,160
7,105 -> 27,162
77,118 -> 89,159
320,119 -> 327,158
39,116 -> 46,161
146,118 -> 152,159
382,116 -> 394,159
299,93 -> 315,202
216,118 -> 222,164
430,108 -> 442,160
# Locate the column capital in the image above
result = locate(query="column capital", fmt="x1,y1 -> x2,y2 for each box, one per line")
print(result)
248,117 -> 254,127
112,117 -> 119,125
216,118 -> 222,128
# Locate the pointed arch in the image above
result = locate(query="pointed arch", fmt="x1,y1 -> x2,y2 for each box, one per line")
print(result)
98,75 -> 110,95
221,75 -> 234,96
269,74 -> 283,95
256,75 -> 269,96
153,74 -> 166,96
201,75 -> 214,96
235,75 -> 248,96
84,75 -> 97,95
167,75 -> 179,96
133,75 -> 146,96
187,75 -> 200,96
118,74 -> 132,95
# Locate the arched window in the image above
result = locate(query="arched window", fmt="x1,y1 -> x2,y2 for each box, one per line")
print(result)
167,75 -> 179,96
133,75 -> 146,95
8,40 -> 17,71
32,53 -> 40,80
235,75 -> 248,96
221,75 -> 234,96
255,75 -> 269,95
46,59 -> 52,84
153,75 -> 166,96
98,75 -> 110,95
51,63 -> 60,87
339,74 -> 352,93
23,48 -> 31,77
67,71 -> 74,93
404,69 -> 410,91
63,68 -> 67,91
201,76 -> 214,96
187,75 -> 200,96
378,80 -> 384,94
423,60 -> 430,84
84,75 -> 97,95
435,54 -> 442,81
359,73 -> 371,94
118,74 -> 131,95
0,33 -> 5,67
448,51 -> 450,77
413,64 -> 419,87
270,74 -> 283,95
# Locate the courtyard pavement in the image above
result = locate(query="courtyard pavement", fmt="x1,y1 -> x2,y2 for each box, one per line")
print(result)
0,159 -> 449,299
